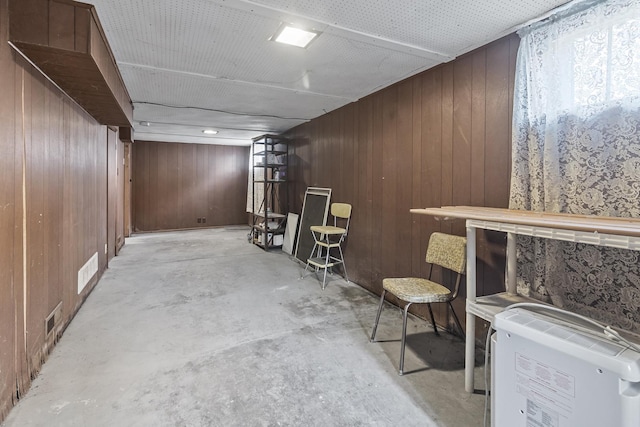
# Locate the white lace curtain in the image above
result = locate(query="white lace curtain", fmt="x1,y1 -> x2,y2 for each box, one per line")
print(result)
510,0 -> 640,333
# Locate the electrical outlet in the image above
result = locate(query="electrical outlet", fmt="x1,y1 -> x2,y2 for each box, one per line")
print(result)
197,218 -> 202,223
202,217 -> 206,223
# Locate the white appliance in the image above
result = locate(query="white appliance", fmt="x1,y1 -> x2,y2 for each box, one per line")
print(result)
492,308 -> 640,427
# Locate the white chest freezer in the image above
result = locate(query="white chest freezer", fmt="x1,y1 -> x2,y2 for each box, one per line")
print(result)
492,308 -> 640,427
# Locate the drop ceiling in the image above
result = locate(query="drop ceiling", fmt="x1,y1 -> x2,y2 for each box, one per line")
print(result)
85,0 -> 572,146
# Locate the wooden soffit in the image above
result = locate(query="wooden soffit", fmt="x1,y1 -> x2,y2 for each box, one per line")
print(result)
118,126 -> 133,143
9,0 -> 133,127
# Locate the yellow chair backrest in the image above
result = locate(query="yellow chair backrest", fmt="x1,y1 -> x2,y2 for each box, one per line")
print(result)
425,232 -> 466,274
331,203 -> 352,219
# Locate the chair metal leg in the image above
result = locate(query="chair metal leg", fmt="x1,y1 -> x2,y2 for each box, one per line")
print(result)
337,244 -> 349,283
321,240 -> 331,290
321,262 -> 329,289
302,261 -> 311,279
399,302 -> 412,376
448,301 -> 465,339
370,290 -> 386,342
427,303 -> 439,336
301,241 -> 320,279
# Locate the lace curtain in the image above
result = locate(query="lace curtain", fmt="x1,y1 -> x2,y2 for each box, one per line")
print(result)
510,0 -> 640,333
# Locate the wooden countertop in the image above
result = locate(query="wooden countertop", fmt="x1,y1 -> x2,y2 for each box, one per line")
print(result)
410,206 -> 640,237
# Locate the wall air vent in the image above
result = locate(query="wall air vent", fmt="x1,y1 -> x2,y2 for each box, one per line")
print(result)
45,302 -> 63,336
78,252 -> 99,294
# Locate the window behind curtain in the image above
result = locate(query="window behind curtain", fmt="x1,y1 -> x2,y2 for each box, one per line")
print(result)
510,0 -> 640,334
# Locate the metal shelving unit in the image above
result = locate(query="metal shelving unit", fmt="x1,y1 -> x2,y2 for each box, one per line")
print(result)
251,134 -> 288,250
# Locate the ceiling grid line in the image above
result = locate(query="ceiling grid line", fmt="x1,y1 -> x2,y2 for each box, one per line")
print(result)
86,0 -> 575,145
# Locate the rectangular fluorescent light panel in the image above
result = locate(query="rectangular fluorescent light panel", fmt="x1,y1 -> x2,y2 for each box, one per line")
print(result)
273,25 -> 319,48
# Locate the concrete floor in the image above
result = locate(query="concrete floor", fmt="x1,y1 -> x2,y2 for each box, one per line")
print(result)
3,227 -> 488,427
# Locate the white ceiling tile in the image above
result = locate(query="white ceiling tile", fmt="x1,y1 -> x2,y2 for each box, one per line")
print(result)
86,0 -> 574,144
247,0 -> 572,53
120,65 -> 349,119
132,101 -> 304,134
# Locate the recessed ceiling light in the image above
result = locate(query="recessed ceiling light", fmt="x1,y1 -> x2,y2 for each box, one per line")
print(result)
203,129 -> 218,135
271,24 -> 320,48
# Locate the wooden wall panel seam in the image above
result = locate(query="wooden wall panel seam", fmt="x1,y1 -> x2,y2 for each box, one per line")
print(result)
284,33 -> 518,332
1,5 -> 120,415
131,141 -> 250,232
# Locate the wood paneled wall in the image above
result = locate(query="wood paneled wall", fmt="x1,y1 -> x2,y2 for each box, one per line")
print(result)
115,136 -> 126,251
0,0 -> 120,419
132,141 -> 250,231
286,34 -> 519,337
0,0 -> 20,416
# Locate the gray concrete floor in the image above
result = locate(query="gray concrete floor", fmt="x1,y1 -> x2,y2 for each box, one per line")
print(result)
3,227 -> 488,427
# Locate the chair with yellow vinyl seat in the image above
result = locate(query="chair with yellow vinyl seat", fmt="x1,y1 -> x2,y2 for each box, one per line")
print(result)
370,232 -> 466,375
302,203 -> 352,290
